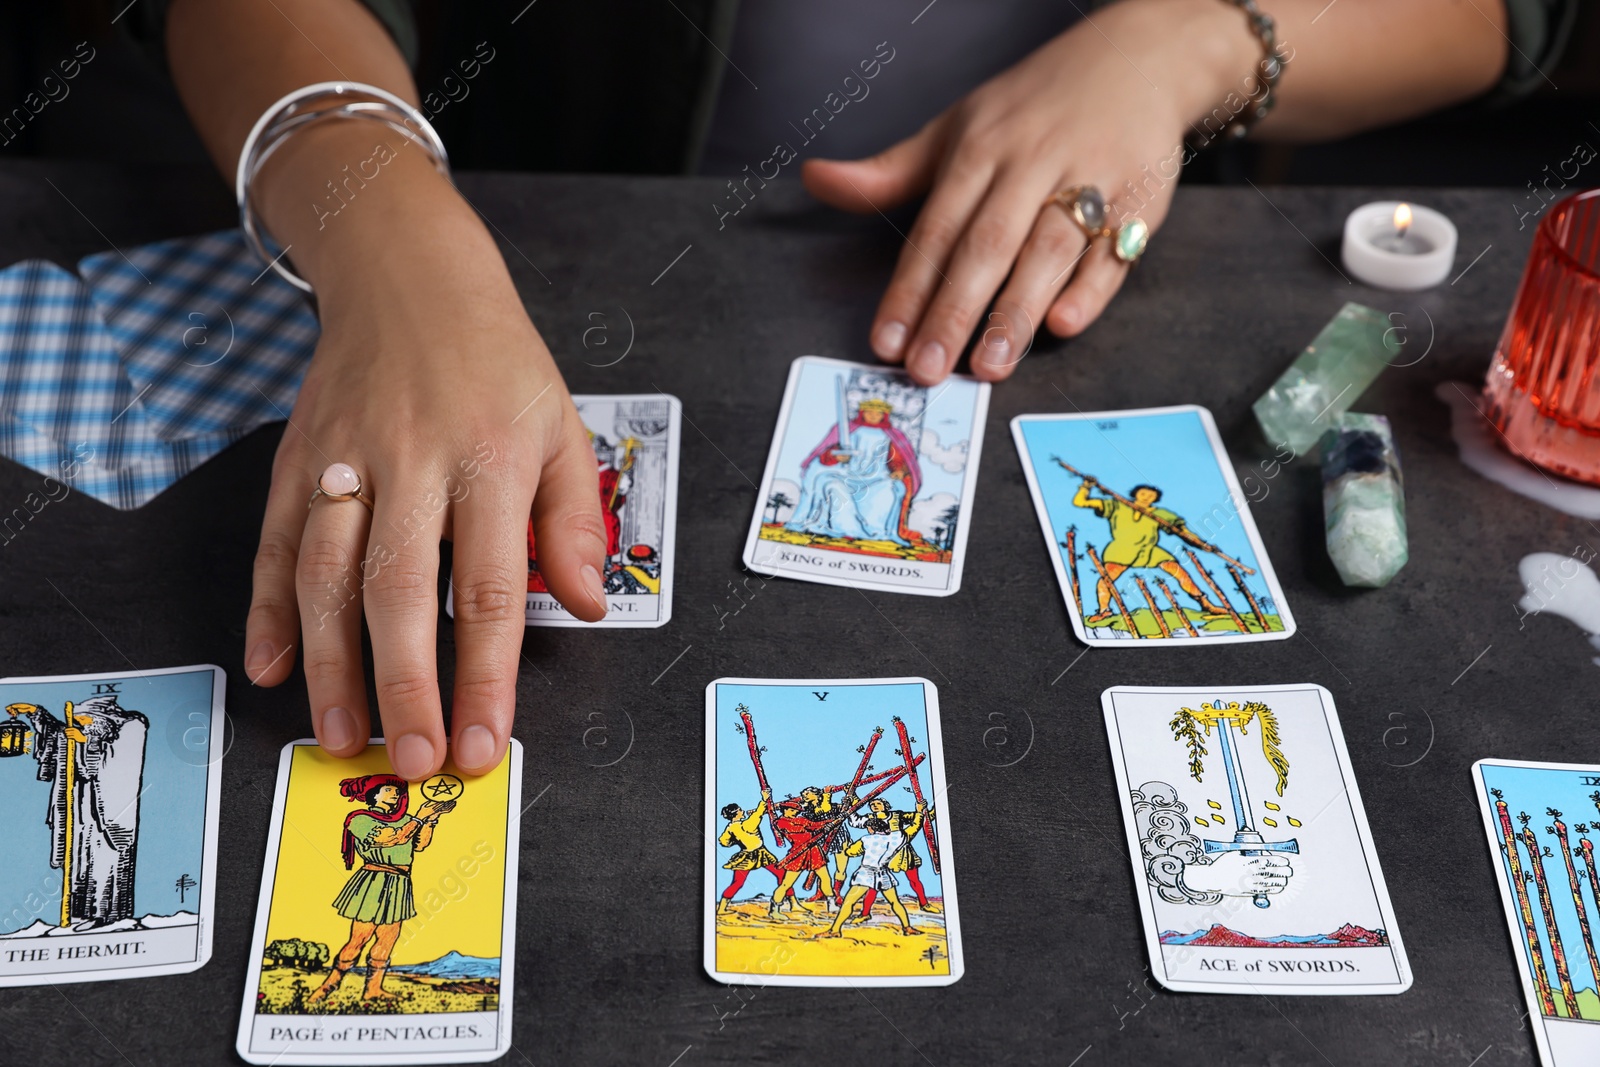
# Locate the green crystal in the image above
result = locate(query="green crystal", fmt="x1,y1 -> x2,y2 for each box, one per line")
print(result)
1253,302 -> 1401,457
1320,412 -> 1407,588
1116,218 -> 1149,262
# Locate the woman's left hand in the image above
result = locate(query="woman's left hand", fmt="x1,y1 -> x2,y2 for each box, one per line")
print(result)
803,0 -> 1258,384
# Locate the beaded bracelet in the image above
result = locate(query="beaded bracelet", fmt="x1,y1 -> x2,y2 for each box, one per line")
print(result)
235,82 -> 451,294
1200,0 -> 1287,145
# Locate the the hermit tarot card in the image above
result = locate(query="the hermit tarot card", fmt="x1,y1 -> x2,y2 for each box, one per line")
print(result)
0,664 -> 225,986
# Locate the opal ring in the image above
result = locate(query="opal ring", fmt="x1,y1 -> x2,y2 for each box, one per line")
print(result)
1048,185 -> 1150,264
1111,217 -> 1151,264
308,462 -> 374,511
1049,184 -> 1109,241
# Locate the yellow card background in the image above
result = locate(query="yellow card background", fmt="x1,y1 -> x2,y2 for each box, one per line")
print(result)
259,745 -> 509,969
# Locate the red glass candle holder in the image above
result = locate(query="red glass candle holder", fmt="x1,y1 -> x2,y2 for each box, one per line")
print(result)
1485,188 -> 1600,485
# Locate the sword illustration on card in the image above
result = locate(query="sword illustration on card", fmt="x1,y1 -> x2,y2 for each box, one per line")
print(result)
1171,699 -> 1299,908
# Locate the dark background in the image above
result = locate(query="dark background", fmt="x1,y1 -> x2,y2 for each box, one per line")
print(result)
4,0 -> 1600,187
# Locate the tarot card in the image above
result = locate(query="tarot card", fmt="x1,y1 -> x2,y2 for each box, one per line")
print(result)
237,741 -> 521,1066
743,356 -> 989,596
1472,759 -> 1600,1066
1103,684 -> 1410,995
445,393 -> 680,627
0,664 -> 225,986
704,677 -> 962,987
1012,406 -> 1295,646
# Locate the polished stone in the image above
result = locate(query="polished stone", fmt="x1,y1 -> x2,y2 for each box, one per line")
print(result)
319,461 -> 360,495
1115,217 -> 1149,262
1320,411 -> 1408,587
1253,301 -> 1401,456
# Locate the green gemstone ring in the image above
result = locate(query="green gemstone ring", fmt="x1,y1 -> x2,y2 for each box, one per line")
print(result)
1113,217 -> 1150,264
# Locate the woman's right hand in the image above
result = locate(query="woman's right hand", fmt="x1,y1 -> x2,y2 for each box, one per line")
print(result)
242,128 -> 607,781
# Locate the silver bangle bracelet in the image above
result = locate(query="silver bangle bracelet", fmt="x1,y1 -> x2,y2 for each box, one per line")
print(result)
234,81 -> 451,294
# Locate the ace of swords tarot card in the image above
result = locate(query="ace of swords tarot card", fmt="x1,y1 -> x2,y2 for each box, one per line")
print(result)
236,741 -> 521,1066
704,677 -> 962,987
446,393 -> 681,627
1011,406 -> 1295,646
1472,760 -> 1600,1066
1103,684 -> 1411,995
743,356 -> 990,597
0,664 -> 225,987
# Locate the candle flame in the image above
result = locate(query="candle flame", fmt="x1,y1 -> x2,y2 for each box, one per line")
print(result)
1393,202 -> 1412,237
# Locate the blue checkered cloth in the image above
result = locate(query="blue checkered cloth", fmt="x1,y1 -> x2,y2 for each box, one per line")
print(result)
80,230 -> 319,439
0,231 -> 319,509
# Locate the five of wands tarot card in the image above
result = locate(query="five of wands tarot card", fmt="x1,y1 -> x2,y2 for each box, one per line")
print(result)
743,356 -> 989,596
237,741 -> 521,1066
704,677 -> 962,987
0,665 -> 225,986
1012,406 -> 1295,646
1472,760 -> 1600,1067
1103,684 -> 1411,994
446,393 -> 681,627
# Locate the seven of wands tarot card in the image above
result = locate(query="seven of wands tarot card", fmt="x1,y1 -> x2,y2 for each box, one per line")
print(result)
1012,406 -> 1295,646
1473,760 -> 1600,1066
704,677 -> 962,987
237,741 -> 522,1066
448,393 -> 681,627
743,356 -> 990,596
0,665 -> 225,987
1103,685 -> 1410,995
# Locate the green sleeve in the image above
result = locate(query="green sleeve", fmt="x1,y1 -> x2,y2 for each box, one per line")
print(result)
1155,507 -> 1182,527
346,813 -> 382,844
1492,0 -> 1578,103
126,0 -> 419,76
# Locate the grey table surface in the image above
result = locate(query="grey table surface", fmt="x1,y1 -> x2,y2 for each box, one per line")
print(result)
0,162 -> 1588,1067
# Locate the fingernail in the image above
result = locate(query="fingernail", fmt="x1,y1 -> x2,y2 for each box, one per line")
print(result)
909,340 -> 945,380
321,706 -> 357,751
247,640 -> 274,680
581,564 -> 606,610
1058,304 -> 1080,332
984,335 -> 1012,367
874,321 -> 907,358
391,733 -> 436,779
457,724 -> 496,770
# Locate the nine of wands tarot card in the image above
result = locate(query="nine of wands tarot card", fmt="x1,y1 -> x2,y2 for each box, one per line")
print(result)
704,677 -> 962,987
1012,406 -> 1296,646
447,393 -> 681,627
743,356 -> 990,597
0,665 -> 225,987
1473,760 -> 1600,1067
237,741 -> 521,1066
1103,685 -> 1411,995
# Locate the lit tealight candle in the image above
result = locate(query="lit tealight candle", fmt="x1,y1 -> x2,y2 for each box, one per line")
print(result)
1340,200 -> 1457,290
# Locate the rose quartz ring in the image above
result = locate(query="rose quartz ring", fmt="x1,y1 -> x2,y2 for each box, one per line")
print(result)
307,462 -> 374,511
